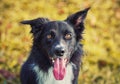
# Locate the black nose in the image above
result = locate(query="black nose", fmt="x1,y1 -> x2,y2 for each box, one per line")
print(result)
55,48 -> 65,56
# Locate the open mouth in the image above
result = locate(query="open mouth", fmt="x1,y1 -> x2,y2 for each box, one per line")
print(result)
50,57 -> 69,80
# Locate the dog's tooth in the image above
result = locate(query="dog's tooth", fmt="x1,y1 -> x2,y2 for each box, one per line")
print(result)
52,59 -> 55,63
51,57 -> 54,61
53,60 -> 55,63
64,58 -> 67,62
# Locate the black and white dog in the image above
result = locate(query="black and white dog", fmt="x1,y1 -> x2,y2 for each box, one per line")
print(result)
20,8 -> 90,84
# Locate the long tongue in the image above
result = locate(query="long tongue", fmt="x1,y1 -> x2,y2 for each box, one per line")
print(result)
53,58 -> 66,80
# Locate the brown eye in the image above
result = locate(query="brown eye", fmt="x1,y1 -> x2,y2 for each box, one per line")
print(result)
47,34 -> 52,39
65,33 -> 72,40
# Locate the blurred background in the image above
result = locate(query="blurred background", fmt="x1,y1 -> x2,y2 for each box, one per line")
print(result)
0,0 -> 120,84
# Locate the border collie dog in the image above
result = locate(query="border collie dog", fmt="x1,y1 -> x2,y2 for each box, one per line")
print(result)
20,8 -> 90,84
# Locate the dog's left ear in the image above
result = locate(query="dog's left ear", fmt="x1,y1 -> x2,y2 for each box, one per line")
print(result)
65,7 -> 90,40
66,7 -> 90,27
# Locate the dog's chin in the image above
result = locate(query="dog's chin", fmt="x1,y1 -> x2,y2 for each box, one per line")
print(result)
49,56 -> 70,80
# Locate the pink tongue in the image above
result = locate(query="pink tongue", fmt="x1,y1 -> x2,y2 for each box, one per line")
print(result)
53,58 -> 66,80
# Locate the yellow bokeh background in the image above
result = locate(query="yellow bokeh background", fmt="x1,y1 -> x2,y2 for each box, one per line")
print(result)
0,0 -> 120,84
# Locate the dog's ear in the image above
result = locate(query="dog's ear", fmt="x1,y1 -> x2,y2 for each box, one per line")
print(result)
21,18 -> 50,35
65,7 -> 90,40
66,7 -> 90,27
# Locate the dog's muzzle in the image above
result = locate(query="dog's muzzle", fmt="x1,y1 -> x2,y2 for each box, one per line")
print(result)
49,45 -> 70,80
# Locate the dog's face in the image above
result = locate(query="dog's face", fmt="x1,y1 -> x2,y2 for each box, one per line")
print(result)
21,8 -> 89,80
40,21 -> 76,63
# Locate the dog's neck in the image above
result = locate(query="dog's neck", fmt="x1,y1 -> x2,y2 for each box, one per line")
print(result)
31,63 -> 74,84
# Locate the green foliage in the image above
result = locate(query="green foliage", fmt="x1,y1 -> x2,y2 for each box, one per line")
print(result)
0,0 -> 120,84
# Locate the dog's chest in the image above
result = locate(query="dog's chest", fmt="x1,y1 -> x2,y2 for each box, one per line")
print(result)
33,64 -> 74,84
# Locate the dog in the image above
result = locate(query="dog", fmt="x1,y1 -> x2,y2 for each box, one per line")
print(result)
20,7 -> 90,84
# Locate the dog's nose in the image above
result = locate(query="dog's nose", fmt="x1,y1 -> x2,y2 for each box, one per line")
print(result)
55,48 -> 65,56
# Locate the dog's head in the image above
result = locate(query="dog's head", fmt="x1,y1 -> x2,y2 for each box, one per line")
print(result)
21,8 -> 90,80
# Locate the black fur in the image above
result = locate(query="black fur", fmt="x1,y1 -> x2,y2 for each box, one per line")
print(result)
20,8 -> 90,84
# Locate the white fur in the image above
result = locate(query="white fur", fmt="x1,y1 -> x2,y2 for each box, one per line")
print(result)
31,63 -> 74,84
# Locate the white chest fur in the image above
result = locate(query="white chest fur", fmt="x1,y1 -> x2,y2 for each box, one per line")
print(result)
32,63 -> 74,84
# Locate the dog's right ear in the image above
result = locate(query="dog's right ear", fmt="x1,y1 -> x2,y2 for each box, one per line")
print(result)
20,18 -> 50,35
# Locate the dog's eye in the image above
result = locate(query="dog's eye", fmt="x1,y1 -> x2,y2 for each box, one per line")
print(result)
47,34 -> 52,39
65,33 -> 72,40
46,32 -> 55,39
